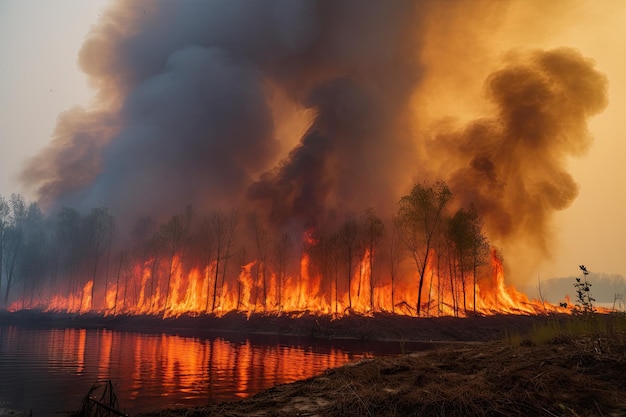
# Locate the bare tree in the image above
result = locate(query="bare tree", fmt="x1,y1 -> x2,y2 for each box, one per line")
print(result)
113,250 -> 129,314
467,204 -> 489,314
253,216 -> 270,310
397,182 -> 453,316
84,207 -> 115,310
161,206 -> 193,315
129,216 -> 159,310
448,207 -> 473,314
432,217 -> 449,317
445,237 -> 459,316
206,209 -> 238,313
0,195 -> 9,300
197,216 -> 216,311
3,194 -> 27,305
308,230 -> 339,313
17,202 -> 49,308
360,208 -> 384,311
536,274 -> 547,312
448,204 -> 490,314
387,217 -> 403,314
145,232 -> 165,311
337,215 -> 361,310
54,207 -> 86,311
236,245 -> 248,309
272,232 -> 294,312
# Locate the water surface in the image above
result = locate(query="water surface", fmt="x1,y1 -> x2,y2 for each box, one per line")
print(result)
0,325 -> 415,416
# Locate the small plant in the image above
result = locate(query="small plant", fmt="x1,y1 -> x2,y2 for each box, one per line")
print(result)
573,265 -> 595,316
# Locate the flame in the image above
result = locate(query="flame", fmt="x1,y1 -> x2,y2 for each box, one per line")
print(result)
7,279 -> 96,314
80,281 -> 93,313
12,238 -> 573,318
105,283 -> 117,312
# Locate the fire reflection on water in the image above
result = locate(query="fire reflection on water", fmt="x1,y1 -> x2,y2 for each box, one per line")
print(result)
124,331 -> 352,401
0,326 -> 368,414
76,329 -> 86,374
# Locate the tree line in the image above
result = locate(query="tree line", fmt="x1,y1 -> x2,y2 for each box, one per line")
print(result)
0,181 -> 491,317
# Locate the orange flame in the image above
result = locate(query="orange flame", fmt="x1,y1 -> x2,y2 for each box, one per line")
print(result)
13,241 -> 573,318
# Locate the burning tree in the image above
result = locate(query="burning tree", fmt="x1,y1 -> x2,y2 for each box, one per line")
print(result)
447,204 -> 490,315
3,1 -> 608,321
84,207 -> 115,310
0,184 -> 560,318
361,208 -> 384,312
396,181 -> 453,316
160,206 -> 193,316
272,232 -> 294,312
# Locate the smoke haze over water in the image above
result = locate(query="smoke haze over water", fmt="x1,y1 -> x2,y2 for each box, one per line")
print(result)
22,0 -> 608,281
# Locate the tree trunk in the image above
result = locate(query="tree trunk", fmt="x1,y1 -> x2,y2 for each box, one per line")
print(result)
347,248 -> 353,309
162,253 -> 175,317
149,256 -> 159,311
369,242 -> 374,311
416,247 -> 431,317
211,251 -> 220,313
461,268 -> 467,314
113,253 -> 123,315
473,261 -> 478,314
4,243 -> 20,305
90,256 -> 100,311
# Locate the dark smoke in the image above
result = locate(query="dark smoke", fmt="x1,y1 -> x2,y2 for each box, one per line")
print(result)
23,0 -> 422,229
247,76 -> 416,227
22,1 -> 608,272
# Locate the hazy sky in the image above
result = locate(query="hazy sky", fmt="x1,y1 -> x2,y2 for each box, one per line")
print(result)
0,0 -> 625,293
527,3 -> 626,282
0,0 -> 109,195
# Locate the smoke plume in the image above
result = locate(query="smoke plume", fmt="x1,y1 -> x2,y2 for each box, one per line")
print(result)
22,1 -> 608,278
428,48 -> 608,274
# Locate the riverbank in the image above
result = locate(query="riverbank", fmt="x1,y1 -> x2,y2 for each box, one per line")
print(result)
0,309 -> 573,342
139,333 -> 626,417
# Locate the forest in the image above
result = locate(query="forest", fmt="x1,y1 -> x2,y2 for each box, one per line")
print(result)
0,181 -> 519,319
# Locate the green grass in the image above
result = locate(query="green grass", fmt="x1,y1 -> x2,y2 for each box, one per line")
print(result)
505,313 -> 626,346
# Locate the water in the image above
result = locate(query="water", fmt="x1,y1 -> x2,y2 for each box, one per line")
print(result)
0,325 -> 418,416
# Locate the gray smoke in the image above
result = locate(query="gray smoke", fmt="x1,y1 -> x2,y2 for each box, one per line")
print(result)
22,1 -> 608,273
23,0 -> 422,229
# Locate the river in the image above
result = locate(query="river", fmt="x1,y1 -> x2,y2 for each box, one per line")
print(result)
0,324 -> 417,416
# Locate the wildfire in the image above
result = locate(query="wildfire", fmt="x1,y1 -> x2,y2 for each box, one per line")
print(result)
10,238 -> 568,318
3,0 -> 609,327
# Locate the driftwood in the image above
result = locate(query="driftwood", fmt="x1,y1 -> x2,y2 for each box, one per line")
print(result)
75,380 -> 128,417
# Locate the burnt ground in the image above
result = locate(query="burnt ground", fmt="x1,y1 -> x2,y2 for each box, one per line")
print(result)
0,309 -> 578,342
2,310 -> 625,416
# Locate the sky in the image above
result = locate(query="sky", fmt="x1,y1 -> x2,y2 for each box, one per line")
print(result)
0,0 -> 625,301
484,1 -> 626,297
523,2 -> 626,289
0,0 -> 109,195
